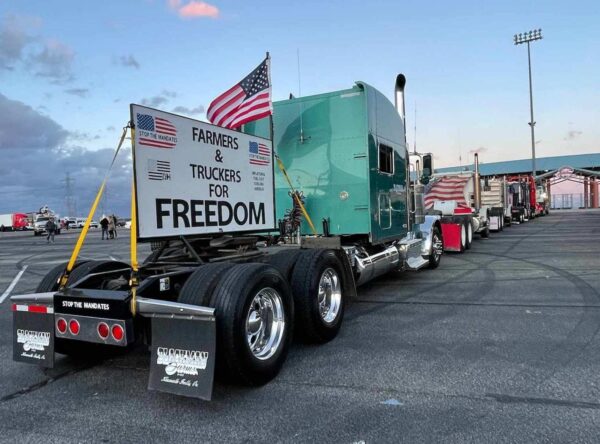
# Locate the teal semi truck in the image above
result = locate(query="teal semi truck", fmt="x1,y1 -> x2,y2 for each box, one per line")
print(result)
12,74 -> 443,400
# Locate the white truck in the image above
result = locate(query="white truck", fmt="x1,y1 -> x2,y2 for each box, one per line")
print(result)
32,207 -> 61,236
480,177 -> 511,231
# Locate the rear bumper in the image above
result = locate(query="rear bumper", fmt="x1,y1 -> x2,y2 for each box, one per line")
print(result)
12,289 -> 217,400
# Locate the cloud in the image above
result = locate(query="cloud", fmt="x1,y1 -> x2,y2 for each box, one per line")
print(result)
141,95 -> 169,107
0,93 -> 68,150
0,14 -> 40,70
0,94 -> 132,215
172,105 -> 205,115
116,54 -> 140,69
140,90 -> 177,108
68,131 -> 99,142
0,145 -> 133,216
28,39 -> 75,82
65,88 -> 89,98
564,130 -> 582,141
168,0 -> 219,19
469,146 -> 487,155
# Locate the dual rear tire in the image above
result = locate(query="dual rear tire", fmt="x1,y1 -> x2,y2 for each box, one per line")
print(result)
177,250 -> 347,385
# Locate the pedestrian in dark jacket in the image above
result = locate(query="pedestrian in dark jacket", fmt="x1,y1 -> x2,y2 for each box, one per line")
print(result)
45,218 -> 56,243
100,215 -> 109,240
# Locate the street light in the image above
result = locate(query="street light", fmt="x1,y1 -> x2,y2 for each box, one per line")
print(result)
514,28 -> 543,180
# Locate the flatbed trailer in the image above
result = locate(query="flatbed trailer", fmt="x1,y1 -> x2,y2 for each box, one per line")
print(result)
12,74 -> 443,400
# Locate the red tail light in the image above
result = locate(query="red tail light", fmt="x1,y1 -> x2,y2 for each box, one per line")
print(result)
111,324 -> 124,342
69,319 -> 80,335
57,318 -> 67,334
97,322 -> 109,339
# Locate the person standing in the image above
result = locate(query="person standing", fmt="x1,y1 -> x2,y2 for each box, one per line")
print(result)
112,214 -> 118,238
45,218 -> 56,243
100,215 -> 109,240
108,215 -> 115,240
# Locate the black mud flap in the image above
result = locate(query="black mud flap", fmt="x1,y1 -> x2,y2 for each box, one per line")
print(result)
13,305 -> 55,368
148,316 -> 216,400
334,249 -> 358,300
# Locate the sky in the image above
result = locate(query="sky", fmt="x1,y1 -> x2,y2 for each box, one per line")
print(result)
0,0 -> 598,216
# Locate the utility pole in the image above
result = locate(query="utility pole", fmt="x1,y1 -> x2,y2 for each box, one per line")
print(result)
62,172 -> 76,217
514,28 -> 543,181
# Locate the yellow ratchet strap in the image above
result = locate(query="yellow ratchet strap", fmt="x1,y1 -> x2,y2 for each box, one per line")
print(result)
129,173 -> 139,316
59,125 -> 129,289
275,155 -> 318,235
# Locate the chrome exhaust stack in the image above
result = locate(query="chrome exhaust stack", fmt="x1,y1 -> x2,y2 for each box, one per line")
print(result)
394,74 -> 407,144
474,153 -> 481,212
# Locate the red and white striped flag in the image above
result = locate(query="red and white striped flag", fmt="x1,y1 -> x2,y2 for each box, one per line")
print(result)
424,176 -> 470,209
207,57 -> 272,129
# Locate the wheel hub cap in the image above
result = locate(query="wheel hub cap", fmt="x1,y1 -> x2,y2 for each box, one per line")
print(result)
318,268 -> 342,324
245,288 -> 285,360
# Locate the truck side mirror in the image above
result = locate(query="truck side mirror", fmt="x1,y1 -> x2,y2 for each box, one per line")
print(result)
421,153 -> 433,182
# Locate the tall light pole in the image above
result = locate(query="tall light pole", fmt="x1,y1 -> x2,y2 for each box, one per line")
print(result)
514,28 -> 542,180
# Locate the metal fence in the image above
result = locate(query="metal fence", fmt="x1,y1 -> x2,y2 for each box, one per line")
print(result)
551,194 -> 589,209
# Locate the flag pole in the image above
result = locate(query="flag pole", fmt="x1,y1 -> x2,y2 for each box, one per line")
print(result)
266,51 -> 274,144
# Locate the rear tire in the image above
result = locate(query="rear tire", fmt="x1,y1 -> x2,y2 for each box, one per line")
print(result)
465,221 -> 472,250
262,249 -> 303,281
290,249 -> 346,344
209,263 -> 294,385
427,227 -> 442,269
35,261 -> 88,293
459,224 -> 467,253
178,263 -> 232,306
481,226 -> 490,238
66,260 -> 130,288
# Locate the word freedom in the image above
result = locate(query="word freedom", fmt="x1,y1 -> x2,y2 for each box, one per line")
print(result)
155,198 -> 265,229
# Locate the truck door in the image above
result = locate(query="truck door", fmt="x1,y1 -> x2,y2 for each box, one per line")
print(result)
378,192 -> 391,230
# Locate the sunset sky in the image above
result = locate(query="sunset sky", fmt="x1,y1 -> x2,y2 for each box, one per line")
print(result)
0,0 -> 598,215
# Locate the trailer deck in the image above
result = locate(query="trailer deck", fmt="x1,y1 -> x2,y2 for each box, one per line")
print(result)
1,211 -> 599,441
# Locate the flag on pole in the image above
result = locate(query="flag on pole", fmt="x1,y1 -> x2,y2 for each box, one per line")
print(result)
206,56 -> 272,129
424,176 -> 470,209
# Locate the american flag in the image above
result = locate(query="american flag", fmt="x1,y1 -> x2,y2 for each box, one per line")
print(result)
147,159 -> 171,181
207,57 -> 272,129
424,176 -> 470,209
249,141 -> 270,166
136,113 -> 177,149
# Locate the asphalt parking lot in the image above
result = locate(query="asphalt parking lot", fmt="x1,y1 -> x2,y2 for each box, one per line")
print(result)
1,212 -> 599,443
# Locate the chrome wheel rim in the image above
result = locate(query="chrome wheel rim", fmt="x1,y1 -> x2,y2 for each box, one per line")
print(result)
461,225 -> 466,247
245,287 -> 285,360
318,268 -> 342,324
467,223 -> 473,243
432,233 -> 443,260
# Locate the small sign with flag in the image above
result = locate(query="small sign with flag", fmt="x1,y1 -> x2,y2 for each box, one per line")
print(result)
136,113 -> 178,149
248,141 -> 270,166
147,159 -> 171,181
207,56 -> 272,129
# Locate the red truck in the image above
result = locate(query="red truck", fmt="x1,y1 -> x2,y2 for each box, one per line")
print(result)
0,213 -> 28,231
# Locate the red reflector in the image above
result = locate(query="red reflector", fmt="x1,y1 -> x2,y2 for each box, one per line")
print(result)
69,319 -> 80,335
97,322 -> 109,339
28,305 -> 47,313
57,318 -> 67,334
111,324 -> 124,341
12,304 -> 17,312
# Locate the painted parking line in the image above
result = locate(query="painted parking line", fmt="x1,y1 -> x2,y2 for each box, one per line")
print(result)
0,265 -> 29,304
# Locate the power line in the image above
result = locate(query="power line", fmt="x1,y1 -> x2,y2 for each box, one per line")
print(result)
62,172 -> 77,217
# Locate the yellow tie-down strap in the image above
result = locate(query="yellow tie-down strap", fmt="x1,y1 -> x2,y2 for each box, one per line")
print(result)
275,156 -> 318,235
59,125 -> 129,289
129,173 -> 139,316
